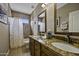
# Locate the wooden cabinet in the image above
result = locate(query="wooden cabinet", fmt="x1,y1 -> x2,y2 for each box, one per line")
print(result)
29,37 -> 41,56
29,37 -> 61,56
34,41 -> 40,56
41,52 -> 48,56
29,37 -> 35,56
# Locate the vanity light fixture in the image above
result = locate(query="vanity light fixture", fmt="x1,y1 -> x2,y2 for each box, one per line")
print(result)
41,4 -> 46,8
41,3 -> 48,8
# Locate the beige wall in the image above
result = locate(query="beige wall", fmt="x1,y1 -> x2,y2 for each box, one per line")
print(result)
46,4 -> 55,33
31,3 -> 55,34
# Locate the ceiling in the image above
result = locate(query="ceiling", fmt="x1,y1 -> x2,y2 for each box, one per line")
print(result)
57,3 -> 67,9
9,3 -> 38,15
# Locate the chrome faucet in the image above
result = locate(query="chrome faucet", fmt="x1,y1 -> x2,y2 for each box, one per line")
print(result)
66,34 -> 72,43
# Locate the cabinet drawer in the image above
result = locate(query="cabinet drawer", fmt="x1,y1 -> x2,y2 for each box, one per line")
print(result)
41,44 -> 61,56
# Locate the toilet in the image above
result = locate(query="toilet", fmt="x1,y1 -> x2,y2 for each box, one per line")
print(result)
23,38 -> 29,48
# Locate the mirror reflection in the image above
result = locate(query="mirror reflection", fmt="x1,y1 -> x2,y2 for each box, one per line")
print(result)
56,3 -> 79,32
38,10 -> 46,35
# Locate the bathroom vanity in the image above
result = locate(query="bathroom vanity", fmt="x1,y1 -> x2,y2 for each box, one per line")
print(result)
29,35 -> 79,56
29,36 -> 61,56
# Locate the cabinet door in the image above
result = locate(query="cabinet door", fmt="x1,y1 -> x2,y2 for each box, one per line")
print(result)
35,41 -> 40,56
41,51 -> 48,56
29,37 -> 35,56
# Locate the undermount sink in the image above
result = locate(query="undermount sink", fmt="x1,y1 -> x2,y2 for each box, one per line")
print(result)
33,36 -> 45,43
51,42 -> 79,54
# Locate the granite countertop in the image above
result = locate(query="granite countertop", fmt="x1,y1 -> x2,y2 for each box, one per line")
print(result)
29,35 -> 79,56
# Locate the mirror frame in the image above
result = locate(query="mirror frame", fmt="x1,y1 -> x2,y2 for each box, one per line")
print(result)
54,3 -> 79,36
37,9 -> 47,34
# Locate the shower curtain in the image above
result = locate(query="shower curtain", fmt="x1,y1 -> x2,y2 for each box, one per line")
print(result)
8,17 -> 24,48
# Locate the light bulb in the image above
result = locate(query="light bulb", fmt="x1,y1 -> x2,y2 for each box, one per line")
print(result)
41,4 -> 46,8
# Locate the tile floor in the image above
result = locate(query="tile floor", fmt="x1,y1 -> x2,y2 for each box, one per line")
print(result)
9,45 -> 30,56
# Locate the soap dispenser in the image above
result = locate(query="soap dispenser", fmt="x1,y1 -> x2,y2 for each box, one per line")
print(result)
46,31 -> 53,39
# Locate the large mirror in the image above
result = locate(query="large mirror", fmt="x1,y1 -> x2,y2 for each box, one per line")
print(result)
55,3 -> 79,36
38,10 -> 47,35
